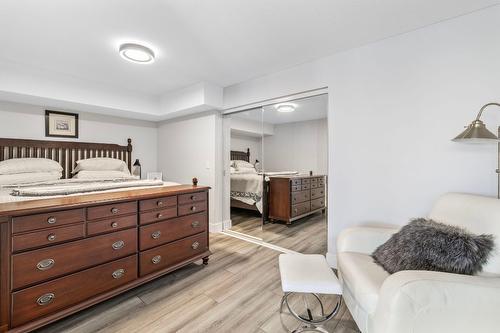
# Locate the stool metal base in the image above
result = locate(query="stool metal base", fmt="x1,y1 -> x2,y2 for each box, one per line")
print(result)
280,292 -> 342,333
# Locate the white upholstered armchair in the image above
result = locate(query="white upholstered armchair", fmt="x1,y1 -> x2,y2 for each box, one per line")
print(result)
337,193 -> 500,333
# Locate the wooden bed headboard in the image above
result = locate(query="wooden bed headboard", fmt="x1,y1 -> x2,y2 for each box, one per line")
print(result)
231,148 -> 250,162
0,138 -> 133,179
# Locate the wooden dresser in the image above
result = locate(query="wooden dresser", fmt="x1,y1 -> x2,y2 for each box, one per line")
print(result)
0,184 -> 210,333
268,175 -> 326,224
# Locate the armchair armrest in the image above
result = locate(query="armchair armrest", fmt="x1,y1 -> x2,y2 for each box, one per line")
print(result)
371,270 -> 500,333
337,226 -> 399,255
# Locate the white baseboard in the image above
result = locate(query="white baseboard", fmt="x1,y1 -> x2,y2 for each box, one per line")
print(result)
326,252 -> 337,268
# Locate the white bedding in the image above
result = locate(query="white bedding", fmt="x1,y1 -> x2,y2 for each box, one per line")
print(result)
0,179 -> 180,203
230,170 -> 300,213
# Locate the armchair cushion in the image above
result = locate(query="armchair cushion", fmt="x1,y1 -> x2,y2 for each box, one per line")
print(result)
372,218 -> 495,275
338,252 -> 389,314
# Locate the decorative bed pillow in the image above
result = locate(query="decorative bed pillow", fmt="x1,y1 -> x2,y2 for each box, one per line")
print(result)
0,171 -> 62,185
0,158 -> 63,175
234,160 -> 254,169
73,158 -> 129,174
372,218 -> 495,275
233,167 -> 257,174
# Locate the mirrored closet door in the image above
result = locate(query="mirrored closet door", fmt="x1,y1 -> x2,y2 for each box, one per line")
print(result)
226,107 -> 265,239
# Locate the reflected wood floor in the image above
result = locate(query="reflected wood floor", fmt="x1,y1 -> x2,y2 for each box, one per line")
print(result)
36,233 -> 360,333
230,208 -> 328,254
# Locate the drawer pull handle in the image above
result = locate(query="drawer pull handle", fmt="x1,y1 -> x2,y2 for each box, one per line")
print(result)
47,234 -> 56,242
111,207 -> 119,214
191,195 -> 197,200
112,240 -> 125,250
111,222 -> 119,228
37,293 -> 55,306
112,268 -> 125,279
152,255 -> 162,264
47,216 -> 56,224
191,241 -> 200,250
157,213 -> 164,219
157,200 -> 164,206
191,221 -> 200,228
294,208 -> 298,213
191,206 -> 197,212
37,259 -> 55,271
151,231 -> 162,239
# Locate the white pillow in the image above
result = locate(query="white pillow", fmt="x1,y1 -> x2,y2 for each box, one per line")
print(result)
0,158 -> 63,175
73,158 -> 129,174
72,170 -> 133,180
233,167 -> 257,174
0,171 -> 62,185
234,160 -> 254,169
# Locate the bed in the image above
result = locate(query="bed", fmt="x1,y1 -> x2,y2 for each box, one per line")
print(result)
230,148 -> 299,222
0,137 -> 211,333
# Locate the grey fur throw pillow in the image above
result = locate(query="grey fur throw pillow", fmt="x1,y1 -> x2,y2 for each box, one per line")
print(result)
372,218 -> 495,275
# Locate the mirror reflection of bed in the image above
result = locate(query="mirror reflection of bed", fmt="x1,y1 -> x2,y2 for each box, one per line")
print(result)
227,94 -> 328,254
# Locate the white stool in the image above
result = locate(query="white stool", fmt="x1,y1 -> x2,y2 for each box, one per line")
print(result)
279,254 -> 342,333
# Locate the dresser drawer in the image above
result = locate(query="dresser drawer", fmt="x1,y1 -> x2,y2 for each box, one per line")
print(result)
311,197 -> 326,210
87,214 -> 137,236
178,200 -> 207,216
291,202 -> 310,217
178,191 -> 207,205
311,187 -> 325,199
139,212 -> 207,251
291,185 -> 301,192
291,190 -> 310,205
11,255 -> 137,327
301,178 -> 311,184
140,232 -> 207,276
12,209 -> 85,234
87,201 -> 137,221
291,178 -> 301,186
12,228 -> 137,290
140,206 -> 177,225
301,184 -> 310,190
139,196 -> 177,212
12,224 -> 85,253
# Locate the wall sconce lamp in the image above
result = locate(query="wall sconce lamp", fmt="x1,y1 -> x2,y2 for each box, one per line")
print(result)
452,102 -> 500,198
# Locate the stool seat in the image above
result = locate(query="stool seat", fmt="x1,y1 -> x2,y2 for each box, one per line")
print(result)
279,254 -> 342,295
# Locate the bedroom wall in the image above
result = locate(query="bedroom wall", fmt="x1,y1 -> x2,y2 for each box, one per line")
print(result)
222,5 -> 500,266
157,111 -> 223,232
0,100 -> 158,176
263,119 -> 327,175
230,133 -> 262,164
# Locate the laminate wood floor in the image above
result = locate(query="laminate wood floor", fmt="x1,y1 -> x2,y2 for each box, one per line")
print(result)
230,208 -> 328,254
37,233 -> 360,333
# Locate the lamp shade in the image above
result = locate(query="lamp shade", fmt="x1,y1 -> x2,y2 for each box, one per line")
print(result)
452,119 -> 498,143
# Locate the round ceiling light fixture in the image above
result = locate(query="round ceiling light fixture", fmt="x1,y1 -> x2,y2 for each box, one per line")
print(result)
275,103 -> 297,113
119,43 -> 155,64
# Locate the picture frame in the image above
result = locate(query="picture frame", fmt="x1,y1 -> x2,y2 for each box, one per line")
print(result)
147,172 -> 163,181
45,110 -> 79,138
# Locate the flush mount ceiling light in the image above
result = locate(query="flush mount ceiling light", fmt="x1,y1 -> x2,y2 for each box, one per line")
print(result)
119,43 -> 155,64
275,103 -> 297,113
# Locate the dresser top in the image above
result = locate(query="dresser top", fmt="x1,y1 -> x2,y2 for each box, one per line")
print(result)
269,175 -> 326,180
0,184 -> 210,217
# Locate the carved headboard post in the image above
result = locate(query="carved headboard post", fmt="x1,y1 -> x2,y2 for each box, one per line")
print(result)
127,138 -> 132,172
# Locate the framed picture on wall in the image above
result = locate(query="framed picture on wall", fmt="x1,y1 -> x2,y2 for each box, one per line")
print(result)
45,110 -> 79,138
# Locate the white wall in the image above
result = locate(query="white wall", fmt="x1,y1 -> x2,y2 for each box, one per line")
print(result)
230,133 -> 262,163
222,6 -> 500,265
264,119 -> 327,175
157,111 -> 223,231
0,100 -> 158,176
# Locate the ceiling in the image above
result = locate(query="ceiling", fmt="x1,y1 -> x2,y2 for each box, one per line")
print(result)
0,0 -> 497,98
232,94 -> 328,125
